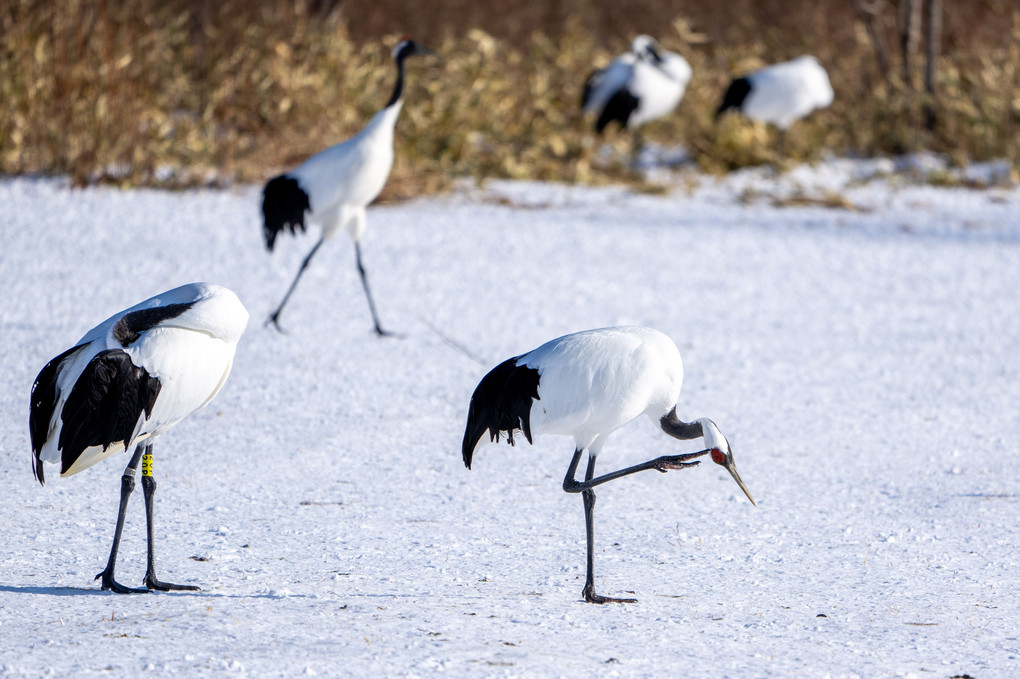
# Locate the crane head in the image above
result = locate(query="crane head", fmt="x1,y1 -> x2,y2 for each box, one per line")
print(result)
631,35 -> 664,64
393,38 -> 439,62
702,419 -> 756,507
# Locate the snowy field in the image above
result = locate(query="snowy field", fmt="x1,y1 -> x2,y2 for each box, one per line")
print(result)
1,162 -> 1018,677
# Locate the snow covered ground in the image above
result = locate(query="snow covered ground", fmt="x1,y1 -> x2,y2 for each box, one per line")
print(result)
1,162 -> 1018,677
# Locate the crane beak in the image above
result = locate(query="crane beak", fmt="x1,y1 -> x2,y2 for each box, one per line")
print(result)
415,44 -> 439,59
723,458 -> 756,507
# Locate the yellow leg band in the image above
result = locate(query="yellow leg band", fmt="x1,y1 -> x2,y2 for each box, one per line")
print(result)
142,453 -> 153,478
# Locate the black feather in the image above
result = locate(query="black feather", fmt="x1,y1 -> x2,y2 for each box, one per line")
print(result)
461,356 -> 541,469
595,88 -> 639,134
57,350 -> 161,476
29,345 -> 80,485
716,77 -> 752,120
112,302 -> 195,347
262,175 -> 310,252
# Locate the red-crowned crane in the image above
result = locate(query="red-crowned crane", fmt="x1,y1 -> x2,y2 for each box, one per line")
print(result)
29,283 -> 249,593
716,55 -> 833,153
582,35 -> 692,139
261,38 -> 436,335
462,326 -> 755,604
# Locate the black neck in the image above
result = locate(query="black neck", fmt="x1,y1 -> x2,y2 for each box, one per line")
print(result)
660,408 -> 703,441
385,54 -> 407,108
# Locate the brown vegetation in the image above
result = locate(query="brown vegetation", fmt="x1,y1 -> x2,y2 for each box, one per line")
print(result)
1,0 -> 1017,192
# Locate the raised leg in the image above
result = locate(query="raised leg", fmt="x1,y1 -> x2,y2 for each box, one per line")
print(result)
95,446 -> 147,594
140,445 -> 199,592
562,449 -> 707,494
267,237 -> 324,332
355,241 -> 394,337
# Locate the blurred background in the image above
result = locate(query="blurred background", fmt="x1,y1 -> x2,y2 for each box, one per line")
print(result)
2,0 -> 1017,191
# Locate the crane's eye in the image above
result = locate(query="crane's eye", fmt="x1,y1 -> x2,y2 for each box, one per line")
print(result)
710,448 -> 726,465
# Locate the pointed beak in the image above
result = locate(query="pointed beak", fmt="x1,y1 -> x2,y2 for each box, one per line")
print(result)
724,459 -> 756,507
416,44 -> 439,59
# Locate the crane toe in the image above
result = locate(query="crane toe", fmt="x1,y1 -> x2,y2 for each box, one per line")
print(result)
144,575 -> 200,592
583,583 -> 637,604
652,450 -> 708,472
95,569 -> 148,594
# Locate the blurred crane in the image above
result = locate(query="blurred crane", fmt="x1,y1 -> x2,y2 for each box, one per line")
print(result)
716,55 -> 833,154
582,36 -> 692,150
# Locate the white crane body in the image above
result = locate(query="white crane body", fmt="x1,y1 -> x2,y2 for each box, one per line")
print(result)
717,55 -> 833,130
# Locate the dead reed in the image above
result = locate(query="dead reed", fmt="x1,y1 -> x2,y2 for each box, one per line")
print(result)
2,0 -> 1017,192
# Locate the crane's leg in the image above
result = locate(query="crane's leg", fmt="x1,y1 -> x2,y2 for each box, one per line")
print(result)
95,445 -> 147,594
776,128 -> 788,158
563,447 -> 707,604
355,241 -> 393,337
140,445 -> 199,592
579,453 -> 636,604
630,127 -> 646,162
267,237 -> 325,332
562,449 -> 707,494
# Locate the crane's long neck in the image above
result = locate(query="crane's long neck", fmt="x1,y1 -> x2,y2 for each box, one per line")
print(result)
659,408 -> 704,440
385,54 -> 408,109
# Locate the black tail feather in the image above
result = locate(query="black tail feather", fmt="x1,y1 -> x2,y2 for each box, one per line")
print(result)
57,350 -> 161,476
595,88 -> 640,134
29,344 -> 80,485
262,175 -> 310,252
461,356 -> 541,469
716,77 -> 752,120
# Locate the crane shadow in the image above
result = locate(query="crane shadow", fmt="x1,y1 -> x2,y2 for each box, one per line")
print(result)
0,583 -> 320,600
0,584 -> 107,597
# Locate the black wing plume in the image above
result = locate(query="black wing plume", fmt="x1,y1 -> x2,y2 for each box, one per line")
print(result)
56,350 -> 161,477
262,175 -> 310,252
29,345 -> 80,485
595,88 -> 639,134
461,356 -> 541,469
715,77 -> 752,120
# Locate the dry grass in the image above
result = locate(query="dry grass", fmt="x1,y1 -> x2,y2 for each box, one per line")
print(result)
2,0 -> 1018,193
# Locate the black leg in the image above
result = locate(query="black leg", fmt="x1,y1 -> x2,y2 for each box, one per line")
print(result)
95,446 -> 148,594
630,128 -> 645,162
267,237 -> 324,332
139,445 -> 199,592
583,454 -> 596,597
355,241 -> 394,337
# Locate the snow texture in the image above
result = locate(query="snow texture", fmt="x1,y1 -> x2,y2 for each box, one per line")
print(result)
1,162 -> 1018,677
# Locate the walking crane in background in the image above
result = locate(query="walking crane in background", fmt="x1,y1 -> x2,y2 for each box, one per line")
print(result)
262,38 -> 437,335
